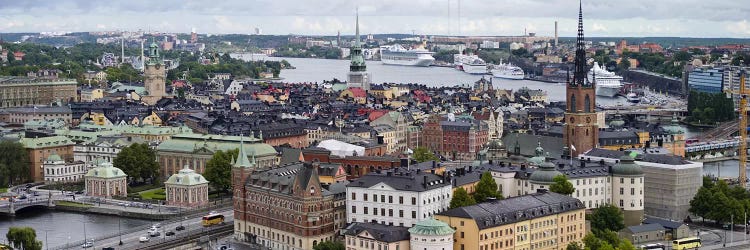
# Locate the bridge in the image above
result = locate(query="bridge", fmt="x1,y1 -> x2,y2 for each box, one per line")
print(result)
696,120 -> 741,141
686,139 -> 740,161
0,195 -> 54,215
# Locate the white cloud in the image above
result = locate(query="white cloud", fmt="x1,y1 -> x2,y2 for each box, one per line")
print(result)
727,20 -> 750,36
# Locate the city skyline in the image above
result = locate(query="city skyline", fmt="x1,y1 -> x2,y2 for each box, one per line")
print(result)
1,0 -> 749,38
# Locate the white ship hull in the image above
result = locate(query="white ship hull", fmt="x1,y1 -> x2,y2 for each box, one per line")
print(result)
382,57 -> 434,67
596,86 -> 620,97
493,72 -> 524,80
464,64 -> 488,74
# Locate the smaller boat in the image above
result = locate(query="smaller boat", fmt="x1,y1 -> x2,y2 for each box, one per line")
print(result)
626,92 -> 641,103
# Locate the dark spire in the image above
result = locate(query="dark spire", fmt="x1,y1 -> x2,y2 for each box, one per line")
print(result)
572,0 -> 589,87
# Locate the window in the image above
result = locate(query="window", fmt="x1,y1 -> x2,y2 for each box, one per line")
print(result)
631,178 -> 635,184
389,209 -> 393,216
351,206 -> 356,213
389,196 -> 393,203
351,192 -> 356,200
620,178 -> 624,184
412,211 -> 417,218
399,210 -> 404,218
619,200 -> 623,207
412,197 -> 417,205
631,188 -> 635,195
364,194 -> 368,201
399,196 -> 403,204
461,232 -> 465,238
373,195 -> 378,202
364,207 -> 368,214
619,188 -> 624,195
381,195 -> 385,203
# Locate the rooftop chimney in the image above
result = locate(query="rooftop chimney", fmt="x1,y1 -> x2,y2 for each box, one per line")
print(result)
423,175 -> 428,188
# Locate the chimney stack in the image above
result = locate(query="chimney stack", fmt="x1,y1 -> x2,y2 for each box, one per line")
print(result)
423,175 -> 428,188
554,21 -> 559,47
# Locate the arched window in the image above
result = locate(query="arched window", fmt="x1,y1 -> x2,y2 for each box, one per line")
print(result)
570,94 -> 577,112
584,95 -> 591,113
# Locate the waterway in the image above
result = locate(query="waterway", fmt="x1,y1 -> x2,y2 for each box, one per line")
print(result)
0,208 -> 150,248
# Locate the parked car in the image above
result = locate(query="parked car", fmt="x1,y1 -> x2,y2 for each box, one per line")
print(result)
75,190 -> 84,195
81,240 -> 94,248
153,223 -> 162,228
165,231 -> 175,236
139,236 -> 150,243
175,225 -> 185,231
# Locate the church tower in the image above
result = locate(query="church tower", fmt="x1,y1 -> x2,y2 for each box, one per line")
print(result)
232,135 -> 256,241
143,41 -> 166,105
347,8 -> 371,90
564,1 -> 598,157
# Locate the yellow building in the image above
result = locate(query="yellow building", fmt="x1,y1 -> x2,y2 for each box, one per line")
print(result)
81,112 -> 113,126
436,192 -> 586,250
369,85 -> 394,100
80,88 -> 104,102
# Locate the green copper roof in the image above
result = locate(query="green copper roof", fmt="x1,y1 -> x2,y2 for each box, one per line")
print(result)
46,152 -> 62,162
349,9 -> 366,72
157,133 -> 276,157
165,166 -> 208,186
233,136 -> 255,168
408,218 -> 455,236
612,154 -> 643,176
18,136 -> 74,149
85,162 -> 127,179
529,162 -> 562,184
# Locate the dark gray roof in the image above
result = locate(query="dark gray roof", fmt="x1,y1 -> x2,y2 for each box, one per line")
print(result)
585,148 -> 692,165
502,133 -> 563,158
625,223 -> 664,234
347,169 -> 450,192
343,222 -> 410,243
439,192 -> 584,230
643,217 -> 685,230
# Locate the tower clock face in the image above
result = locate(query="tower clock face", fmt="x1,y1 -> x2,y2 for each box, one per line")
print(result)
570,117 -> 575,123
586,117 -> 591,123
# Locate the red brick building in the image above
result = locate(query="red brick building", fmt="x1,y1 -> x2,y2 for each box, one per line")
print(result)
301,148 -> 402,179
421,114 -> 489,161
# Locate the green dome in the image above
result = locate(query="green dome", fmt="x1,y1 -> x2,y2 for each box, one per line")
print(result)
527,142 -> 546,166
408,218 -> 455,236
165,166 -> 209,186
609,114 -> 625,129
663,114 -> 684,134
529,162 -> 562,184
612,154 -> 643,176
46,153 -> 62,162
85,162 -> 127,179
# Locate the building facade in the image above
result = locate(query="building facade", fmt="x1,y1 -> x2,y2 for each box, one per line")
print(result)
18,135 -> 75,182
344,223 -> 410,250
42,153 -> 86,183
4,106 -> 72,125
84,162 -> 128,198
436,192 -> 586,250
346,169 -> 452,227
687,67 -> 724,93
0,77 -> 77,108
165,166 -> 209,207
142,42 -> 167,105
409,218 -> 455,250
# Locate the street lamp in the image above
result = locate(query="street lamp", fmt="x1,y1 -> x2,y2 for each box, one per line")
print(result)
118,217 -> 123,245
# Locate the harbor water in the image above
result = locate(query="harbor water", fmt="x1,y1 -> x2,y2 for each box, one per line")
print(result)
0,209 -> 150,248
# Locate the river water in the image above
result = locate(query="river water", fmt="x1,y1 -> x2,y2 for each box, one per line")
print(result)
0,208 -> 150,248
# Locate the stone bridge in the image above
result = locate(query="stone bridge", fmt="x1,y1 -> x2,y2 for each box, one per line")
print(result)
0,197 -> 54,215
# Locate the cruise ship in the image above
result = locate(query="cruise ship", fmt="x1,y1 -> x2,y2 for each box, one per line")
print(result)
588,62 -> 623,97
454,54 -> 488,74
380,44 -> 435,67
491,61 -> 525,80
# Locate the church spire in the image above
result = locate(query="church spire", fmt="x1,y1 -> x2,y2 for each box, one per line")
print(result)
234,134 -> 252,168
572,0 -> 589,87
355,7 -> 361,47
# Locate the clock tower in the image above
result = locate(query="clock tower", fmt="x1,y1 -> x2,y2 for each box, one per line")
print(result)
142,41 -> 166,105
564,1 -> 598,157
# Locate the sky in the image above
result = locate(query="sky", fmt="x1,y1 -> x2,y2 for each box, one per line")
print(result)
1,0 -> 750,38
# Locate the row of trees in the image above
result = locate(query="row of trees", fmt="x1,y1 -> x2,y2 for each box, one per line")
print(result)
621,51 -> 686,78
686,90 -> 735,124
689,177 -> 750,224
0,141 -> 30,187
567,204 -> 636,250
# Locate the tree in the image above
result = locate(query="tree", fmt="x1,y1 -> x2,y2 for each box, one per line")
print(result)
617,57 -> 631,71
0,141 -> 30,186
565,242 -> 584,250
550,175 -> 575,195
203,149 -> 239,192
412,146 -> 438,163
312,241 -> 344,250
450,187 -> 476,209
590,204 -> 625,232
113,143 -> 160,184
473,172 -> 503,203
689,187 -> 714,223
6,227 -> 42,250
6,52 -> 15,63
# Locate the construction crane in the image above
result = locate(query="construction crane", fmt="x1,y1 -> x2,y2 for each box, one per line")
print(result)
728,70 -> 749,187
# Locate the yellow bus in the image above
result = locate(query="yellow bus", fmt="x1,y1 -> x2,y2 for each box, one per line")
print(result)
201,213 -> 225,227
672,237 -> 701,250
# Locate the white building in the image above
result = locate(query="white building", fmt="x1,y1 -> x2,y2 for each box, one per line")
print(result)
346,169 -> 452,227
43,152 -> 86,183
73,136 -> 145,169
582,148 -> 701,221
224,80 -> 246,96
485,145 -> 645,226
409,218 -> 455,250
343,223 -> 410,250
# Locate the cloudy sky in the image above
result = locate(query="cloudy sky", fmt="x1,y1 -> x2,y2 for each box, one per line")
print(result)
1,0 -> 749,38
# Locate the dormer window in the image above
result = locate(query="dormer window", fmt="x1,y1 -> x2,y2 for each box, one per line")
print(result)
310,187 -> 315,194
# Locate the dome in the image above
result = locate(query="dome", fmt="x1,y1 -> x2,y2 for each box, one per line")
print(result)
529,162 -> 563,184
408,218 -> 455,236
165,166 -> 209,186
46,153 -> 62,162
663,114 -> 685,135
612,154 -> 643,176
85,162 -> 127,179
527,142 -> 546,166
